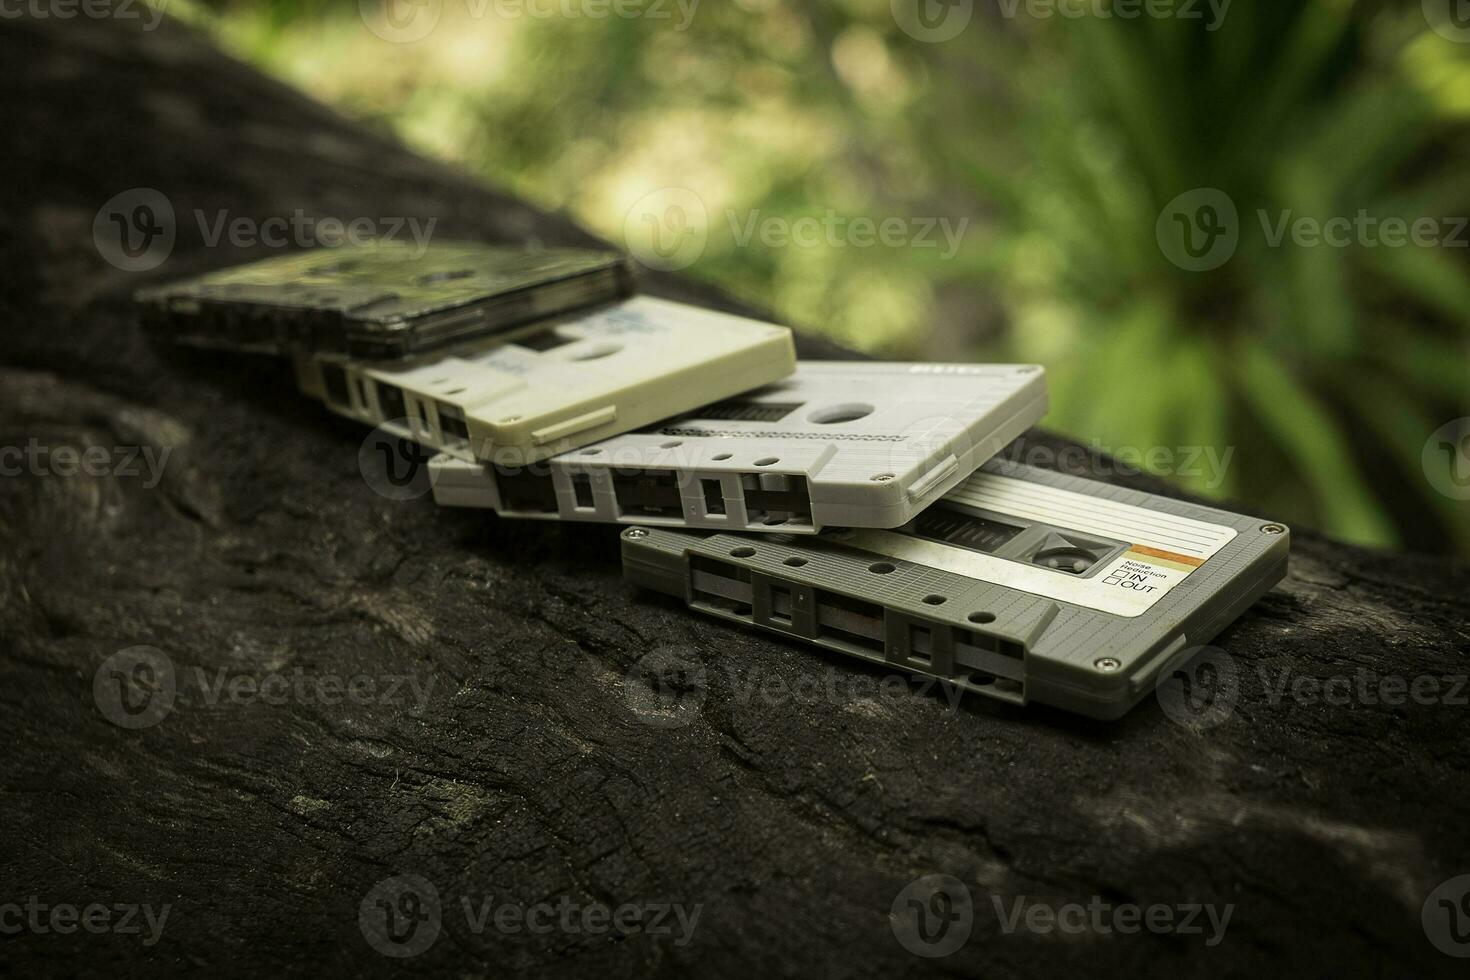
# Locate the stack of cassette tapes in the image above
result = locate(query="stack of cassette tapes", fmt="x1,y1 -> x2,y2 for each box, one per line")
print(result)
139,241 -> 1289,720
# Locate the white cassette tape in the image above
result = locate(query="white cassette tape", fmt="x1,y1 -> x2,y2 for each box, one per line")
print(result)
294,296 -> 796,466
428,361 -> 1048,532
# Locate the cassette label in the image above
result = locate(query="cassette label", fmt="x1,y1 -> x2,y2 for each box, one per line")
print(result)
839,473 -> 1237,617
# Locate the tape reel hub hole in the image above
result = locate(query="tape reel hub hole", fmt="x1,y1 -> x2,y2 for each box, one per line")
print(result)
1032,547 -> 1098,575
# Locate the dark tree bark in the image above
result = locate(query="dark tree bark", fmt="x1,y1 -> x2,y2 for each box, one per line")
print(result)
2,10 -> 1468,979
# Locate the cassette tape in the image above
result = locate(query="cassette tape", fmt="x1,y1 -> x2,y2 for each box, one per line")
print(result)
135,240 -> 634,359
427,361 -> 1047,532
296,296 -> 796,466
620,460 -> 1290,720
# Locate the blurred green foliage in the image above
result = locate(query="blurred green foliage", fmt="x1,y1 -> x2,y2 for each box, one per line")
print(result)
175,0 -> 1470,555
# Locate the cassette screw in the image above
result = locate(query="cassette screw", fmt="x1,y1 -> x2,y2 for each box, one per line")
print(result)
625,528 -> 648,539
1260,523 -> 1286,534
1094,657 -> 1122,672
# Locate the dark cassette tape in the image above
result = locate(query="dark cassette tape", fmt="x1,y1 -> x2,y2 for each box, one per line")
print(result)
620,460 -> 1289,720
135,240 -> 634,359
428,361 -> 1047,532
297,296 -> 797,467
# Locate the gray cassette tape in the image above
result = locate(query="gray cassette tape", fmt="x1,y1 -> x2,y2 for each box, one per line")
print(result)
428,361 -> 1047,532
136,240 -> 634,359
296,296 -> 796,466
620,460 -> 1289,720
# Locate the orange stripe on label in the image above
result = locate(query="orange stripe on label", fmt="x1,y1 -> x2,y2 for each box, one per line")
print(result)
1127,545 -> 1206,568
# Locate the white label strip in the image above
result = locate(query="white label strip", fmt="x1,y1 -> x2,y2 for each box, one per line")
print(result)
948,473 -> 1236,560
843,474 -> 1238,618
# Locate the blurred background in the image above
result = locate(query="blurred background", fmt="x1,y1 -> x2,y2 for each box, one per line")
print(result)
167,0 -> 1467,555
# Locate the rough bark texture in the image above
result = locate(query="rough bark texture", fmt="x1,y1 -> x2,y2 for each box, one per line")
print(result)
3,11 -> 1468,979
